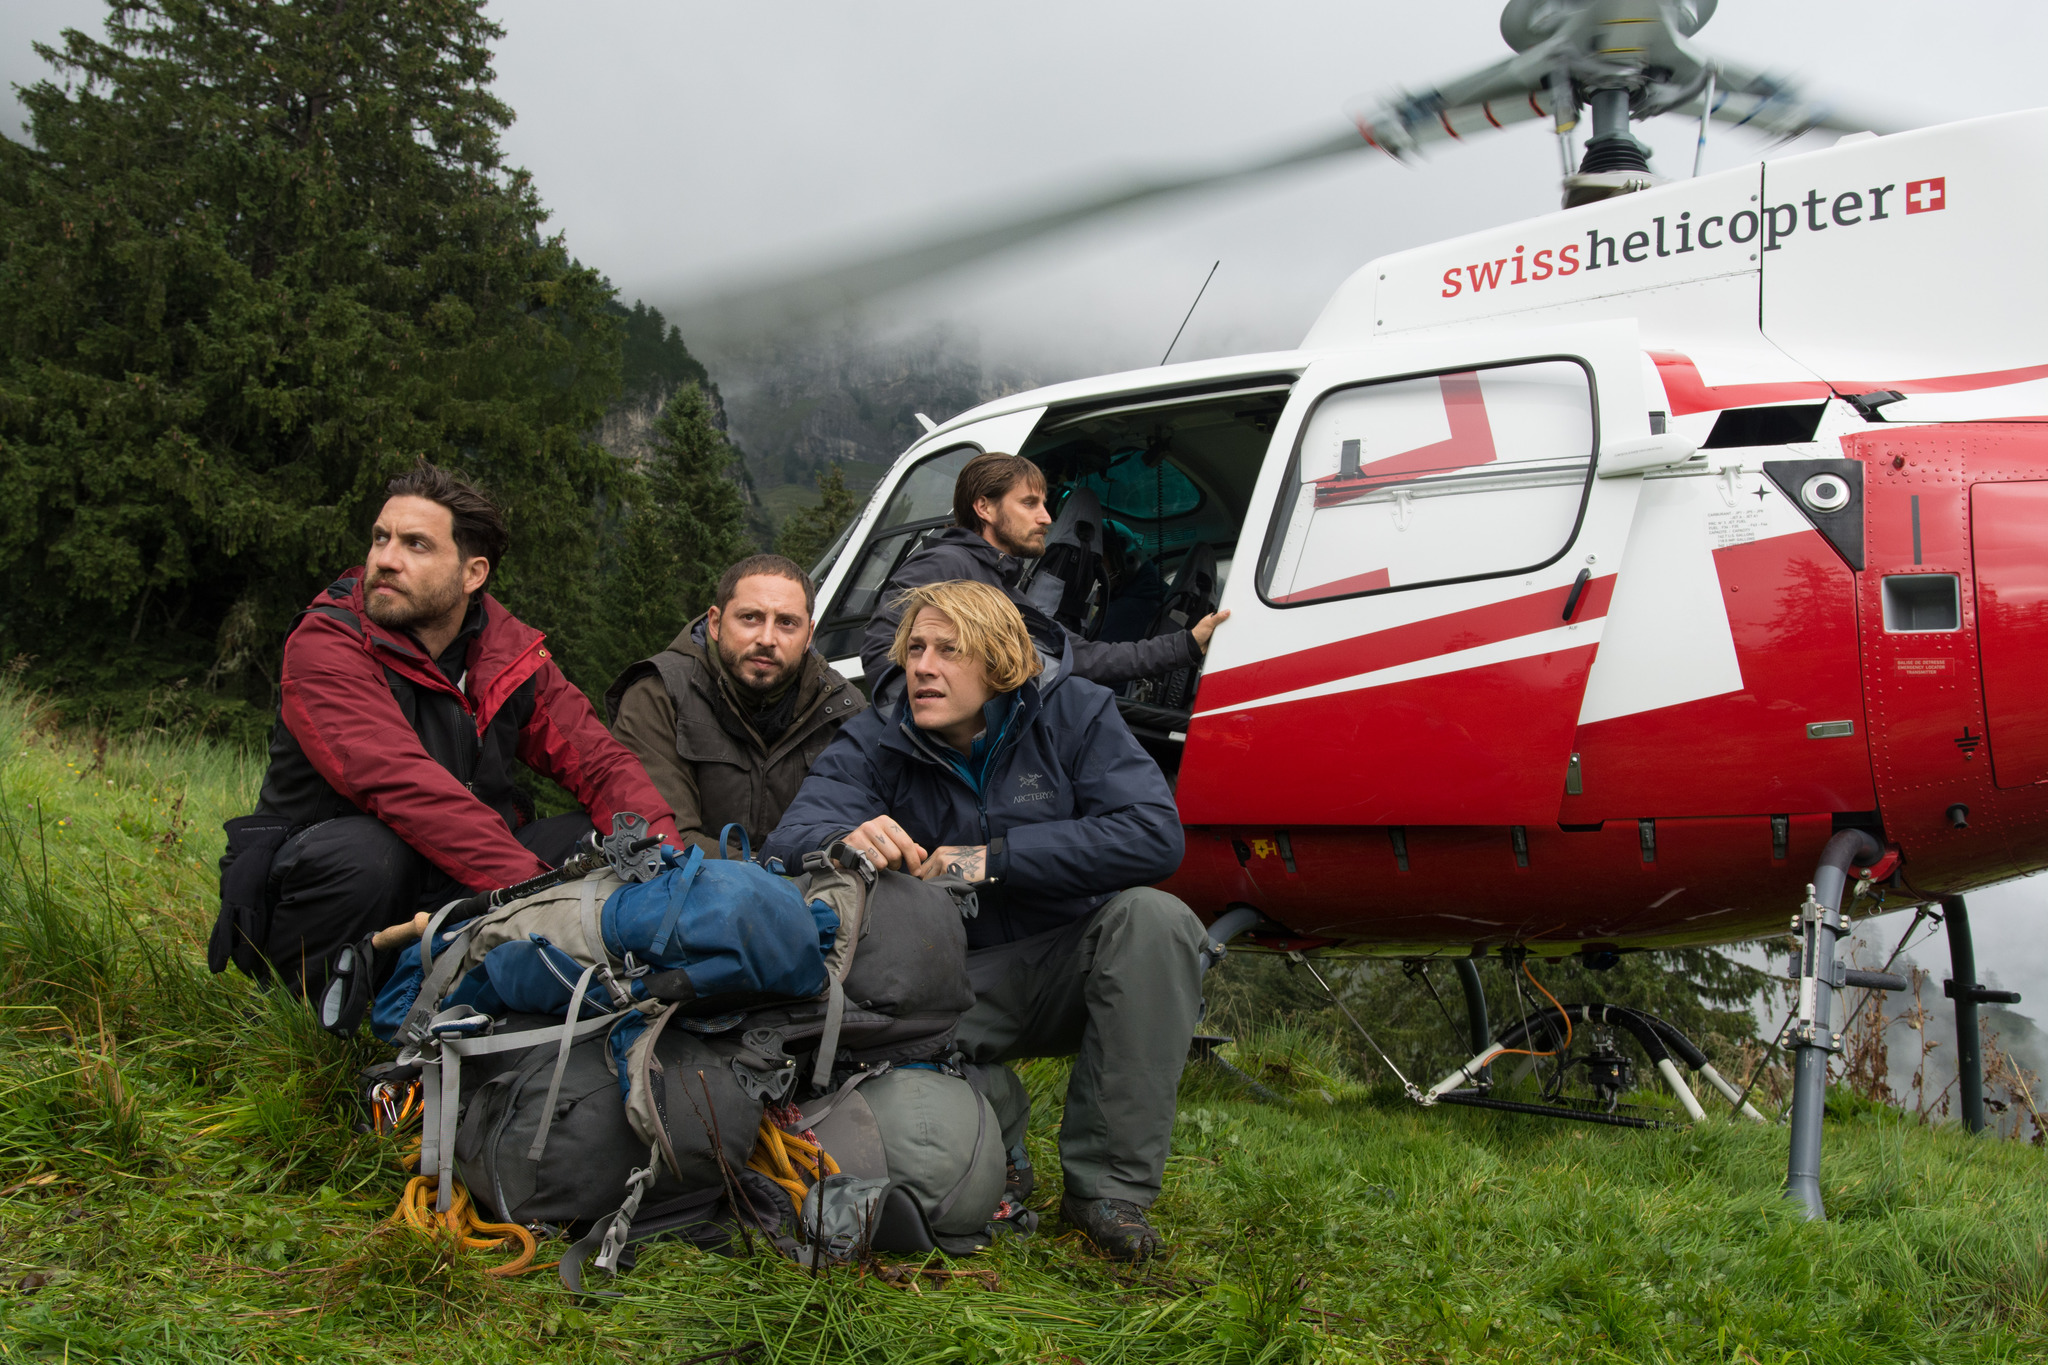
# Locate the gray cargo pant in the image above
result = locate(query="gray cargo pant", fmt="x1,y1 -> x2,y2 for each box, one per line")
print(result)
955,887 -> 1208,1206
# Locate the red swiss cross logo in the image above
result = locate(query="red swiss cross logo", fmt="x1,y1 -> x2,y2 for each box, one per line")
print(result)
1906,177 -> 1946,214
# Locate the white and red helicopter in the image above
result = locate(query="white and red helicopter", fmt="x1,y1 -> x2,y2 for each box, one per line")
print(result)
706,0 -> 2044,1213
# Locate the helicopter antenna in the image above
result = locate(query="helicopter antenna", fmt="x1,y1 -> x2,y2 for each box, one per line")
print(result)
1693,69 -> 1717,176
1160,260 -> 1220,366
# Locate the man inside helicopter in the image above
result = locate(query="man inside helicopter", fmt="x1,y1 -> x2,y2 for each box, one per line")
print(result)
769,579 -> 1207,1262
857,451 -> 1228,701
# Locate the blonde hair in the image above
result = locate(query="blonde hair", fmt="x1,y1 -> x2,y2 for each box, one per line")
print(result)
888,580 -> 1044,694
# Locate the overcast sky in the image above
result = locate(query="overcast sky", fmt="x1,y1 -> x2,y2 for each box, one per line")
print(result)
5,1 -> 2047,1015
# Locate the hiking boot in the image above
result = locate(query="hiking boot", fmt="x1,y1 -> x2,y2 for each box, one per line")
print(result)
1060,1195 -> 1162,1262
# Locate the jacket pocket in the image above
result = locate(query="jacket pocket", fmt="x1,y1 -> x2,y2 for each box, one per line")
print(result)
208,814 -> 296,979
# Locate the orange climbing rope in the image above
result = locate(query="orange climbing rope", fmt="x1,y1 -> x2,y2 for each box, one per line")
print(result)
746,1113 -> 840,1207
392,1171 -> 540,1277
374,1077 -> 544,1277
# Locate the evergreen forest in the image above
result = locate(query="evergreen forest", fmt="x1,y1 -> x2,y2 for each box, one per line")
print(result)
0,0 -> 850,742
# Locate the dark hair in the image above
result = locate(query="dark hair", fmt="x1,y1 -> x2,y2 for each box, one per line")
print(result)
383,464 -> 509,590
715,553 -> 817,616
952,451 -> 1046,530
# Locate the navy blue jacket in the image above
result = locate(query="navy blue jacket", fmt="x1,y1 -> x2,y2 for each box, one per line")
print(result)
764,641 -> 1185,949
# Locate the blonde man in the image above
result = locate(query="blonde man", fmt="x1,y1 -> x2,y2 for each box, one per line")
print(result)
766,579 -> 1207,1262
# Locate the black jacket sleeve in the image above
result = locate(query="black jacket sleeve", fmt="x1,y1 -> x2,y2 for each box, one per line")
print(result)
1066,629 -> 1202,687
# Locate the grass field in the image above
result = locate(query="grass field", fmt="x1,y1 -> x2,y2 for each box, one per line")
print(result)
2,687 -> 2045,1363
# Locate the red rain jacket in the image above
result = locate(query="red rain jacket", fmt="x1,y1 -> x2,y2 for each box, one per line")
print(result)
253,570 -> 678,890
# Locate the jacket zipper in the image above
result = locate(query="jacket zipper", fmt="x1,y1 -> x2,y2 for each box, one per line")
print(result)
368,634 -> 490,789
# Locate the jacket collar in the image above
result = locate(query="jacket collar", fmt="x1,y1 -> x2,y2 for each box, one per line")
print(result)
312,570 -> 549,726
668,612 -> 844,751
930,524 -> 1026,588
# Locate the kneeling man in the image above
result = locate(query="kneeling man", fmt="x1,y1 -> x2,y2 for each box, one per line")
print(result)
765,580 -> 1206,1261
211,465 -> 678,1009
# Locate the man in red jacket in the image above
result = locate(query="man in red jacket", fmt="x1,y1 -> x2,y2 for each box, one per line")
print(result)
209,465 -> 678,1013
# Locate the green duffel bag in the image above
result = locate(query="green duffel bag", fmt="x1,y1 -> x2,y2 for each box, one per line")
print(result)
793,1061 -> 1010,1258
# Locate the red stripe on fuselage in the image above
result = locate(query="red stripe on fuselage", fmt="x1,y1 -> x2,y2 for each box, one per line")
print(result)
1649,352 -> 1830,415
1197,574 -> 1616,713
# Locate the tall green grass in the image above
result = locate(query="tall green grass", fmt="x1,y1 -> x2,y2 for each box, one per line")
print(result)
1,685 -> 2044,1362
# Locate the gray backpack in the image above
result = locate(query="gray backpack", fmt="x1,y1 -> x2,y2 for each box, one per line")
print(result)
394,842 -> 1003,1287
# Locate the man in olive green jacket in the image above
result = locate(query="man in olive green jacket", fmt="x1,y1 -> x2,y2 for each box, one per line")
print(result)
606,555 -> 865,858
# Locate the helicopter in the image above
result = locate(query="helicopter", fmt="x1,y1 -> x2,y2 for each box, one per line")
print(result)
704,0 -> 2043,1215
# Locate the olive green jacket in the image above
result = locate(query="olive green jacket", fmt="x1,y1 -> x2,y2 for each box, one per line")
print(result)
604,615 -> 865,857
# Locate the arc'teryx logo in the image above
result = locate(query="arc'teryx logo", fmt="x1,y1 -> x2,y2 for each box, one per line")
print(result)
1019,772 -> 1042,789
1013,772 -> 1052,804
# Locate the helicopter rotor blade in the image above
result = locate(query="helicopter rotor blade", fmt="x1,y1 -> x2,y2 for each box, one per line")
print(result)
1692,58 -> 1903,139
677,126 -> 1374,336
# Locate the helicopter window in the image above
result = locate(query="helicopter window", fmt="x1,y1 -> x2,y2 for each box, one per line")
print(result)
813,442 -> 983,661
1071,451 -> 1204,521
1259,359 -> 1596,606
876,444 -> 981,528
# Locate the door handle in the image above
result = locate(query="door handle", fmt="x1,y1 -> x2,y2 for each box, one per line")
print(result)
1562,568 -> 1592,621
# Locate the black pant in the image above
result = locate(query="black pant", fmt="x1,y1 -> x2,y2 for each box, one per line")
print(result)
260,812 -> 589,1002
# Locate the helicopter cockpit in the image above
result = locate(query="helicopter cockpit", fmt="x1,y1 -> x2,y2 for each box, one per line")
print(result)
1019,379 -> 1291,764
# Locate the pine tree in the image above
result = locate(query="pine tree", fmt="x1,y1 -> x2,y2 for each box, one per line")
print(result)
602,384 -> 753,676
0,0 -> 625,731
775,463 -> 861,573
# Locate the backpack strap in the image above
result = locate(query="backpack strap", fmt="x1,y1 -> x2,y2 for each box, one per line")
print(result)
527,961 -> 607,1162
810,976 -> 847,1090
559,1139 -> 663,1296
624,1000 -> 689,1179
929,1063 -> 993,1228
797,1061 -> 891,1129
646,845 -> 706,961
717,823 -> 753,862
395,899 -> 481,1048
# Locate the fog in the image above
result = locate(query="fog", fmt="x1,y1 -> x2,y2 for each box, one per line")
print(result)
12,2 -> 2048,375
4,1 -> 2046,1038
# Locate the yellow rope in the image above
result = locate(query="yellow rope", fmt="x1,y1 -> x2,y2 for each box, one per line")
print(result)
383,1097 -> 542,1278
746,1114 -> 840,1207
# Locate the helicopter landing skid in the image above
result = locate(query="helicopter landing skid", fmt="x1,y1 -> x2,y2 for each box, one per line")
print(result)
1430,1090 -> 1675,1131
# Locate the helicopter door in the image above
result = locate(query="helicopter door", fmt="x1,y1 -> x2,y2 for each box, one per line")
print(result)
1178,323 -> 1651,826
810,407 -> 1047,672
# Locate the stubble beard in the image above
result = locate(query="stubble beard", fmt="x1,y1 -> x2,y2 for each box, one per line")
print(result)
363,564 -> 467,633
718,637 -> 796,699
994,511 -> 1046,560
